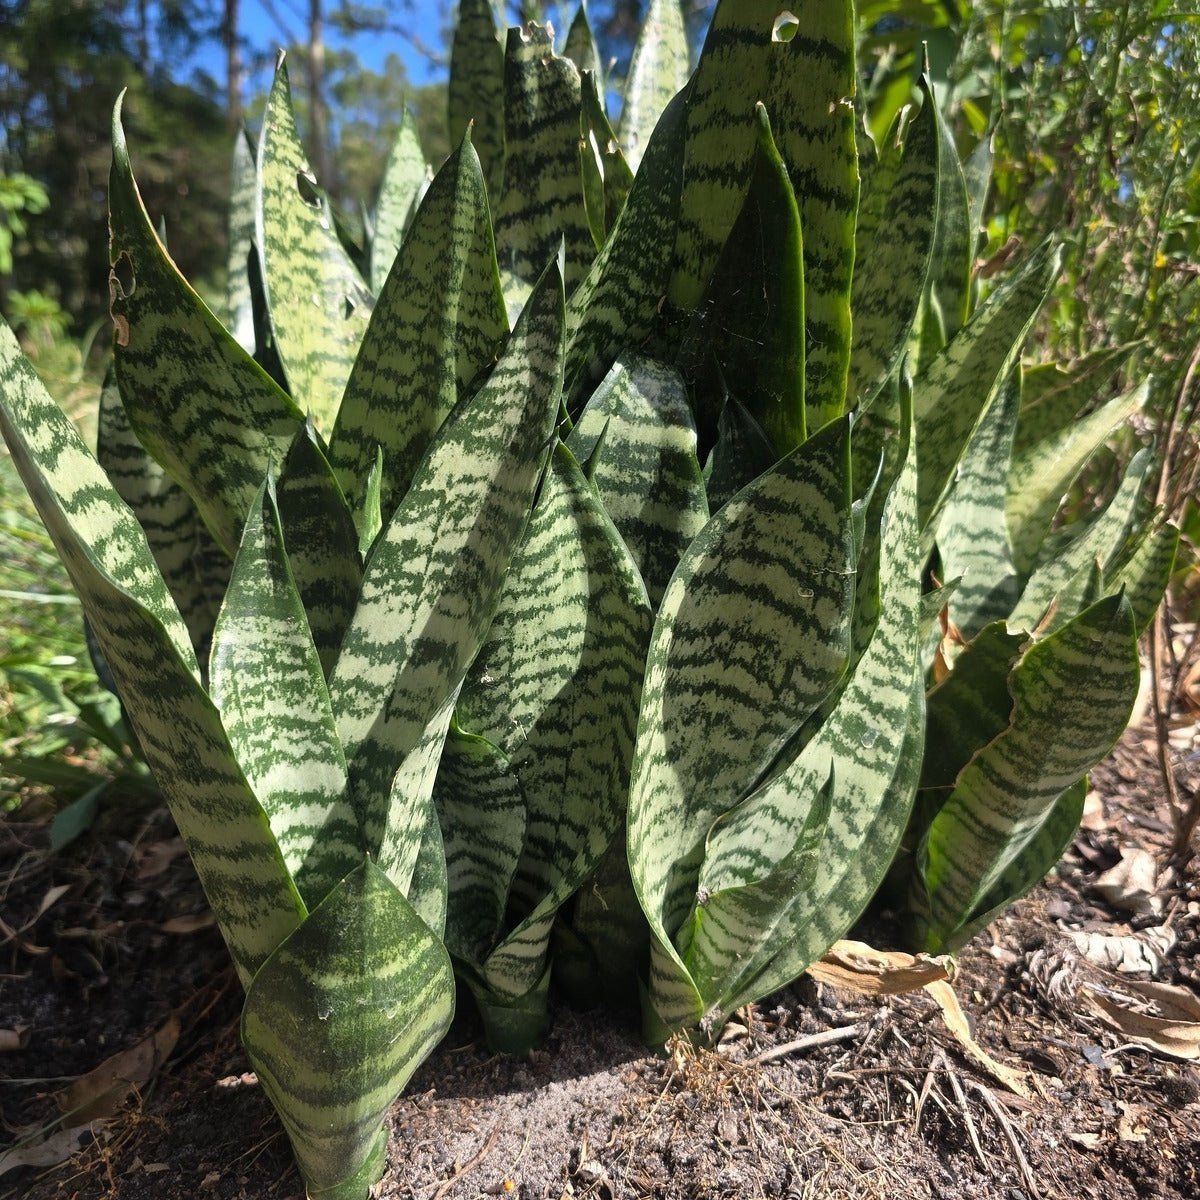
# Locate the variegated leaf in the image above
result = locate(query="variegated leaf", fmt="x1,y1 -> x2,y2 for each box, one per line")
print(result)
329,131 -> 508,522
1006,382 -> 1146,573
924,88 -> 972,341
329,261 -> 564,894
848,79 -> 938,408
256,58 -> 375,427
494,24 -> 594,309
916,594 -> 1138,951
241,860 -> 454,1199
619,0 -> 690,172
914,240 -> 1061,534
209,479 -> 356,909
567,353 -> 709,608
449,0 -> 506,203
580,71 -> 634,246
108,98 -> 304,557
667,0 -> 858,428
369,109 -> 430,293
564,1 -> 604,93
0,323 -> 303,985
1110,520 -> 1178,637
703,394 -> 776,515
226,127 -> 257,353
628,415 -> 855,1027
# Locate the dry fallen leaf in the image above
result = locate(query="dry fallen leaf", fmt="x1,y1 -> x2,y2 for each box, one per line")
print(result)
924,979 -> 1032,1099
1117,1100 -> 1149,1142
0,1126 -> 91,1178
55,1013 -> 180,1124
806,939 -> 951,996
1093,847 -> 1163,916
0,1026 -> 30,1052
1083,979 -> 1200,1060
159,911 -> 215,934
133,837 -> 187,880
1071,927 -> 1175,975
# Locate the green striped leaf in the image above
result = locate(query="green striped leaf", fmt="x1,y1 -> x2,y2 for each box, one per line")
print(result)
329,131 -> 508,523
914,241 -> 1061,534
963,132 -> 993,256
274,425 -> 362,678
703,395 -> 776,515
329,261 -> 565,894
924,89 -> 973,341
937,370 -> 1021,640
580,71 -> 634,247
0,323 -> 303,985
1006,381 -> 1145,574
567,353 -> 709,609
406,795 -> 450,937
628,415 -> 855,1028
1010,449 -> 1154,634
241,859 -> 454,1200
916,594 -> 1138,952
256,58 -> 375,427
449,0 -> 506,203
848,80 -> 938,408
1014,343 -> 1136,455
369,109 -> 429,294
226,127 -> 257,353
435,724 -> 527,965
455,445 -> 652,1024
619,0 -> 690,172
494,24 -> 594,308
564,85 -> 688,409
108,98 -> 304,557
684,104 -> 807,454
96,365 -> 227,662
564,1 -> 604,92
667,0 -> 858,428
1110,520 -> 1178,637
209,479 -> 357,910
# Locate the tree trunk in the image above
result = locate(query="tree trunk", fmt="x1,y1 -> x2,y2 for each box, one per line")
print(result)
223,0 -> 243,131
307,0 -> 334,190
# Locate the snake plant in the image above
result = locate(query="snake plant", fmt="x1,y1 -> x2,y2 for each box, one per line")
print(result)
0,1 -> 1174,1195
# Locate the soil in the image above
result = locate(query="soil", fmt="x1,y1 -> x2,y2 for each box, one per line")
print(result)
2,714 -> 1198,1200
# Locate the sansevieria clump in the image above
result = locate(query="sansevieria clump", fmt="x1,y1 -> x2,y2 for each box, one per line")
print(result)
0,1 -> 1174,1196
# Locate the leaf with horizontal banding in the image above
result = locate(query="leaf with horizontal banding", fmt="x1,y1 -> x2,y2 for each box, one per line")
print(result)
924,88 -> 973,341
241,859 -> 454,1200
434,723 -> 527,965
226,127 -> 257,353
358,447 -> 384,559
914,240 -> 1061,534
1014,343 -> 1136,455
108,98 -> 304,558
567,353 -> 709,609
682,399 -> 921,1028
1006,381 -> 1145,574
328,260 -> 564,895
916,594 -> 1138,952
329,130 -> 508,523
619,0 -> 690,173
848,79 -> 939,408
257,58 -> 375,428
1010,449 -> 1154,634
274,425 -> 362,679
667,0 -> 858,429
449,0 -> 505,203
963,132 -> 992,257
97,365 -> 228,663
627,415 -> 855,1021
369,108 -> 429,294
682,104 -> 807,454
563,84 -> 688,410
454,445 -> 652,1027
406,794 -> 449,937
0,323 -> 303,985
703,394 -> 776,515
209,479 -> 357,910
937,370 -> 1021,640
564,1 -> 604,94
494,25 -> 594,309
1110,521 -> 1178,637
579,71 -> 634,246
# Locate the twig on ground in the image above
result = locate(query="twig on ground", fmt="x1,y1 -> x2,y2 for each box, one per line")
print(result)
971,1081 -> 1041,1199
944,1057 -> 988,1172
747,1023 -> 865,1065
428,1124 -> 501,1200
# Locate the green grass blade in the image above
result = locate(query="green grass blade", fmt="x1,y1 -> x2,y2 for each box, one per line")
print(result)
1006,382 -> 1146,573
915,241 -> 1061,534
256,58 -> 375,427
209,480 -> 357,910
0,324 -> 304,985
667,0 -> 858,426
619,0 -> 690,172
494,25 -> 594,307
628,415 -> 855,1008
241,859 -> 454,1200
226,127 -> 257,352
917,594 -> 1138,952
567,353 -> 709,609
369,109 -> 429,293
848,80 -> 939,408
449,0 -> 506,203
108,99 -> 304,557
329,131 -> 508,522
329,261 -> 565,893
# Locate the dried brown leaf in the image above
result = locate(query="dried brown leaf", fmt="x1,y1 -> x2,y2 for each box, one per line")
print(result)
924,979 -> 1032,1099
0,1026 -> 30,1052
806,939 -> 951,996
159,911 -> 215,934
1084,979 -> 1200,1060
0,1126 -> 90,1178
